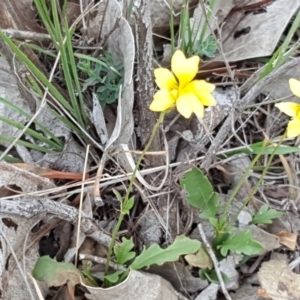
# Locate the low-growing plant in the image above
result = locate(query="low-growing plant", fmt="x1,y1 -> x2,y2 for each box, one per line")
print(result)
77,52 -> 123,108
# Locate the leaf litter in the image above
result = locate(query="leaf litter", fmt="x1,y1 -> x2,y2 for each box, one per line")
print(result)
0,0 -> 300,299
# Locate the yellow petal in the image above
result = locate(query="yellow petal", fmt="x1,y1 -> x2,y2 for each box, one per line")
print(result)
286,118 -> 300,138
176,93 -> 204,119
154,68 -> 178,90
149,89 -> 176,112
275,102 -> 300,117
176,96 -> 193,119
183,81 -> 216,106
289,78 -> 300,98
197,93 -> 217,106
186,80 -> 216,94
171,50 -> 200,88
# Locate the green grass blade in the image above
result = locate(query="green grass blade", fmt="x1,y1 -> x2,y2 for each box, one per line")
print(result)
0,96 -> 64,147
0,115 -> 62,151
64,20 -> 88,124
0,31 -> 75,115
0,152 -> 21,163
51,0 -> 84,127
23,42 -> 57,58
0,134 -> 57,154
33,0 -> 56,41
198,0 -> 216,45
259,8 -> 300,80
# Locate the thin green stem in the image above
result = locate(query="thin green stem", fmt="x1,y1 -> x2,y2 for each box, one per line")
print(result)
124,111 -> 165,202
104,211 -> 125,282
219,140 -> 268,226
228,134 -> 286,227
104,112 -> 165,283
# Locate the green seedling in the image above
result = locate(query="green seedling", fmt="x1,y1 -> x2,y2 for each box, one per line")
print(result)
77,52 -> 123,108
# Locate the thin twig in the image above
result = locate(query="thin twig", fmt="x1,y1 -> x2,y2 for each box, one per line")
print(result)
75,144 -> 91,267
93,151 -> 108,207
79,254 -> 126,271
198,224 -> 232,300
0,228 -> 35,299
0,199 -> 111,247
1,29 -> 51,42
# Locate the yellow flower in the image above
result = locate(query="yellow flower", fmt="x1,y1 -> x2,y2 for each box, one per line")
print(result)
149,50 -> 216,119
275,78 -> 300,138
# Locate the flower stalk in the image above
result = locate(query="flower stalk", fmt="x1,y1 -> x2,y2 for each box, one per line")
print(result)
104,112 -> 165,281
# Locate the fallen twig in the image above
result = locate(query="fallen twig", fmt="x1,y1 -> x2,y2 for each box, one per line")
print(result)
0,198 -> 111,247
198,224 -> 232,300
79,254 -> 126,271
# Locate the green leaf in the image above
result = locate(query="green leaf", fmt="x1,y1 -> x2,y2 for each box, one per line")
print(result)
113,189 -> 123,202
123,197 -> 134,214
180,168 -> 220,219
102,270 -> 124,284
251,204 -> 283,225
217,230 -> 264,257
199,269 -> 229,284
32,256 -> 83,287
195,36 -> 218,58
131,235 -> 201,270
114,237 -> 136,265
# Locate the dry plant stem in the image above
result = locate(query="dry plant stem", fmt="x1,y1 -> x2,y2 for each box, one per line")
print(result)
104,112 -> 165,276
198,224 -> 232,300
0,228 -> 35,299
0,198 -> 111,246
93,151 -> 108,207
28,273 -> 45,300
201,56 -> 300,169
2,29 -> 51,42
2,144 -> 267,201
79,254 -> 126,272
75,144 -> 90,268
279,154 -> 296,200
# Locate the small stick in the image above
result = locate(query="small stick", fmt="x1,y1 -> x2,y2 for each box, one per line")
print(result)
198,224 -> 232,300
79,254 -> 126,272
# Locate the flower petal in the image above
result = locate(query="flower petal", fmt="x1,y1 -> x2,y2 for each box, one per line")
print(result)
286,118 -> 300,138
275,102 -> 300,117
186,80 -> 216,94
154,68 -> 178,90
289,78 -> 300,98
183,81 -> 216,106
171,50 -> 200,88
149,89 -> 176,112
176,93 -> 204,119
176,95 -> 193,119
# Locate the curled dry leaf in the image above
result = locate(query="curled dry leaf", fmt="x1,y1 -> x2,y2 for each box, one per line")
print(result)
276,230 -> 298,250
184,246 -> 213,270
82,269 -> 183,300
